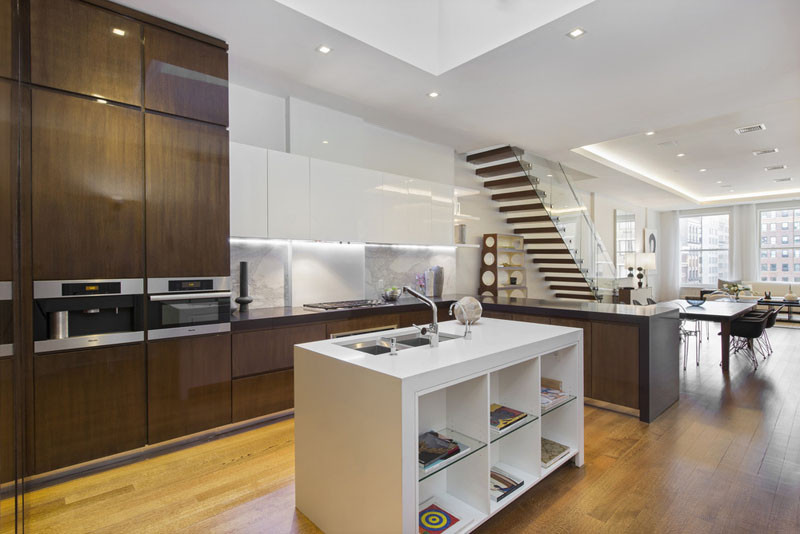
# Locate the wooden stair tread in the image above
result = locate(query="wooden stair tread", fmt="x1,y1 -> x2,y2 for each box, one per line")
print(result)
550,285 -> 594,292
545,276 -> 591,283
492,190 -> 540,201
476,161 -> 527,178
527,248 -> 571,254
556,293 -> 596,300
539,267 -> 583,273
514,227 -> 557,234
466,146 -> 519,165
523,238 -> 563,244
507,215 -> 551,223
499,203 -> 544,212
483,176 -> 531,189
533,258 -> 577,264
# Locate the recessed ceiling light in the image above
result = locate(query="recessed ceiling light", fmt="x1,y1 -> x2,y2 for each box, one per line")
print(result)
699,168 -> 707,172
547,174 -> 553,177
567,27 -> 586,39
317,45 -> 332,54
716,180 -> 723,184
644,131 -> 655,136
676,153 -> 685,157
112,28 -> 126,36
765,165 -> 787,171
753,148 -> 779,156
427,92 -> 439,98
774,177 -> 793,183
322,140 -> 329,144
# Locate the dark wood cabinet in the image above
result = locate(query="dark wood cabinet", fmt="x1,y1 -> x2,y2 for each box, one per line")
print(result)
1,357 -> 13,483
147,333 -> 231,444
144,25 -> 228,125
33,344 -> 147,474
145,113 -> 229,278
30,0 -> 142,105
232,323 -> 326,378
0,0 -> 11,80
512,314 -> 550,325
326,314 -> 400,338
550,317 -> 592,399
591,321 -> 639,409
232,369 -> 293,423
0,79 -> 11,281
31,89 -> 144,280
482,310 -> 514,320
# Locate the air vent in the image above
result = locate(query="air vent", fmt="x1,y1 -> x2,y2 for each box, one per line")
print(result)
734,123 -> 766,135
765,165 -> 787,171
774,177 -> 793,183
753,148 -> 779,156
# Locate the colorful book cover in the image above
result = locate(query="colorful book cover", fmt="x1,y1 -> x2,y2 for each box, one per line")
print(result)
541,437 -> 571,468
419,431 -> 460,467
490,466 -> 524,502
541,387 -> 570,409
419,504 -> 460,533
490,403 -> 527,431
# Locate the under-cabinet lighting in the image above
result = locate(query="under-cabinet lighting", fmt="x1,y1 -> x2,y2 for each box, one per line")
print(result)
317,45 -> 332,54
112,28 -> 126,36
567,28 -> 586,39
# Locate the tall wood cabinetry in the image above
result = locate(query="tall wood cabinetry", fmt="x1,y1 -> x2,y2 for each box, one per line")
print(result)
8,0 -> 231,477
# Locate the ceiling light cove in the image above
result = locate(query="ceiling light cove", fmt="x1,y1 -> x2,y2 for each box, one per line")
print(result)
567,27 -> 586,39
316,44 -> 332,54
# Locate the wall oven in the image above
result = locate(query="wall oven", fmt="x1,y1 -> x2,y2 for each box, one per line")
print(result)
33,279 -> 145,353
147,277 -> 231,340
0,281 -> 12,357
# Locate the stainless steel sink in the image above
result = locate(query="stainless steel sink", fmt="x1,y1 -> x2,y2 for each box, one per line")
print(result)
339,331 -> 461,355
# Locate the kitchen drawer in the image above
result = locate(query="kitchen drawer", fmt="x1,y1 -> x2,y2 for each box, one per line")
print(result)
326,314 -> 400,338
147,333 -> 231,444
232,322 -> 326,378
232,369 -> 293,423
512,314 -> 551,325
1,357 -> 13,483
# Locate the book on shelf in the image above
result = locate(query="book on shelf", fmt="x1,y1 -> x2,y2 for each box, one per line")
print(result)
541,437 -> 571,468
419,430 -> 464,470
489,466 -> 524,502
490,403 -> 527,432
419,503 -> 460,533
541,385 -> 571,412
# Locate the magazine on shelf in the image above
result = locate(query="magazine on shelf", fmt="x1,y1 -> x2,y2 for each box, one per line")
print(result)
540,386 -> 571,412
490,403 -> 527,432
489,466 -> 524,502
541,437 -> 571,468
419,430 -> 464,470
419,503 -> 460,533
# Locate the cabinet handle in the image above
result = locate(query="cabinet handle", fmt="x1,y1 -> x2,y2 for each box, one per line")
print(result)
150,292 -> 231,301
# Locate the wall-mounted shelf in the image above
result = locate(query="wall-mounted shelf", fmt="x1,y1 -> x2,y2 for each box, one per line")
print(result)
480,234 -> 527,299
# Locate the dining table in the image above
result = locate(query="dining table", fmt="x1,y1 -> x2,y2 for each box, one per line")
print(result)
660,299 -> 758,372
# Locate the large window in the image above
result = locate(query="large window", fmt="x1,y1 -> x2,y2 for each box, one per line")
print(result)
679,214 -> 730,286
759,208 -> 800,282
615,210 -> 636,277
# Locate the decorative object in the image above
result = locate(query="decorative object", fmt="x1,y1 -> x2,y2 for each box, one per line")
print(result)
644,227 -> 658,254
235,261 -> 253,313
451,296 -> 482,325
765,291 -> 772,300
382,287 -> 401,301
509,276 -> 518,285
639,252 -> 656,288
624,252 -> 637,281
785,285 -> 799,302
686,297 -> 706,307
723,282 -> 751,299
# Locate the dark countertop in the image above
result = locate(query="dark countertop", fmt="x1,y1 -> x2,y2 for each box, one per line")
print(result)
231,294 -> 677,331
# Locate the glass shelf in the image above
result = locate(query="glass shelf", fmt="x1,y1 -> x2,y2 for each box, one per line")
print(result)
541,395 -> 577,417
419,428 -> 486,482
490,412 -> 537,443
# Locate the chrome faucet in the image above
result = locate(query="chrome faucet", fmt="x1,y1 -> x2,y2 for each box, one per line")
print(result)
449,301 -> 473,340
402,286 -> 439,347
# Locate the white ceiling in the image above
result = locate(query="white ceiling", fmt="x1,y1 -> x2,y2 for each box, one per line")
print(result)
272,0 -> 596,75
118,0 -> 800,210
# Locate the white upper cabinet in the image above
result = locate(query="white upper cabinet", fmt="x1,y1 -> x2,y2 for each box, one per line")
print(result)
380,172 -> 409,244
406,178 -> 432,244
229,142 -> 268,238
430,182 -> 454,245
268,150 -> 310,240
309,159 -> 382,242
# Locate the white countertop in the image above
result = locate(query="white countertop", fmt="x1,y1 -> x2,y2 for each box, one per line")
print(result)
296,318 -> 582,382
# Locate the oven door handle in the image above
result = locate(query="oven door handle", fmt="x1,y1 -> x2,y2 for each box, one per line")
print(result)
149,292 -> 232,301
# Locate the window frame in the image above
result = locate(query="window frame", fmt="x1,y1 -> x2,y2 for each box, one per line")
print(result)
758,206 -> 800,283
679,212 -> 730,287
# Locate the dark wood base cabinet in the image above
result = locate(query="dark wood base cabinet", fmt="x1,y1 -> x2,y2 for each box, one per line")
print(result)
147,334 -> 231,444
1,357 -> 13,482
232,323 -> 326,378
33,344 -> 147,474
232,369 -> 293,423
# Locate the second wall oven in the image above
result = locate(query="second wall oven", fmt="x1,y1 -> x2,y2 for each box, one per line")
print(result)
147,277 -> 231,340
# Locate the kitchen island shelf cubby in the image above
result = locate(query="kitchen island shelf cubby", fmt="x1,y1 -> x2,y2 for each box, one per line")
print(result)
295,318 -> 583,533
541,394 -> 577,416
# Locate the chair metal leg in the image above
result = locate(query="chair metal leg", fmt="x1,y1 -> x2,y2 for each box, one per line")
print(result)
695,332 -> 700,366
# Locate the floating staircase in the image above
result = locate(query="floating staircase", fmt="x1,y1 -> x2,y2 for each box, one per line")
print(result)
467,145 -> 600,301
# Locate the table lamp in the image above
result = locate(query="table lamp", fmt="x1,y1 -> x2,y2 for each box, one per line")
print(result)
624,253 -> 637,281
640,252 -> 656,288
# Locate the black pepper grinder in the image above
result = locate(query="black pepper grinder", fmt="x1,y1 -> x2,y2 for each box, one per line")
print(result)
235,261 -> 253,313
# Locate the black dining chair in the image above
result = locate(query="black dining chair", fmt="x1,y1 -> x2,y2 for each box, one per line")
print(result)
745,306 -> 782,355
729,313 -> 770,370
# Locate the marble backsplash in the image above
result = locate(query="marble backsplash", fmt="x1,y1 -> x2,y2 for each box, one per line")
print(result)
230,241 -> 457,309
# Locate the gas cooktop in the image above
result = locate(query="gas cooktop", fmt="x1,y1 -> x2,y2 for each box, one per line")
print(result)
303,299 -> 384,311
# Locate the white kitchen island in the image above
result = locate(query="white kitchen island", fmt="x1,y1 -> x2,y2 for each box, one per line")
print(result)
294,318 -> 584,534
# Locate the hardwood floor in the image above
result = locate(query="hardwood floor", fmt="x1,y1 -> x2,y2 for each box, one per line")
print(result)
4,326 -> 800,532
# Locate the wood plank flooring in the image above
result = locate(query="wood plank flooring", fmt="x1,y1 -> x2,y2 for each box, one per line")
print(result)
3,326 -> 800,533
